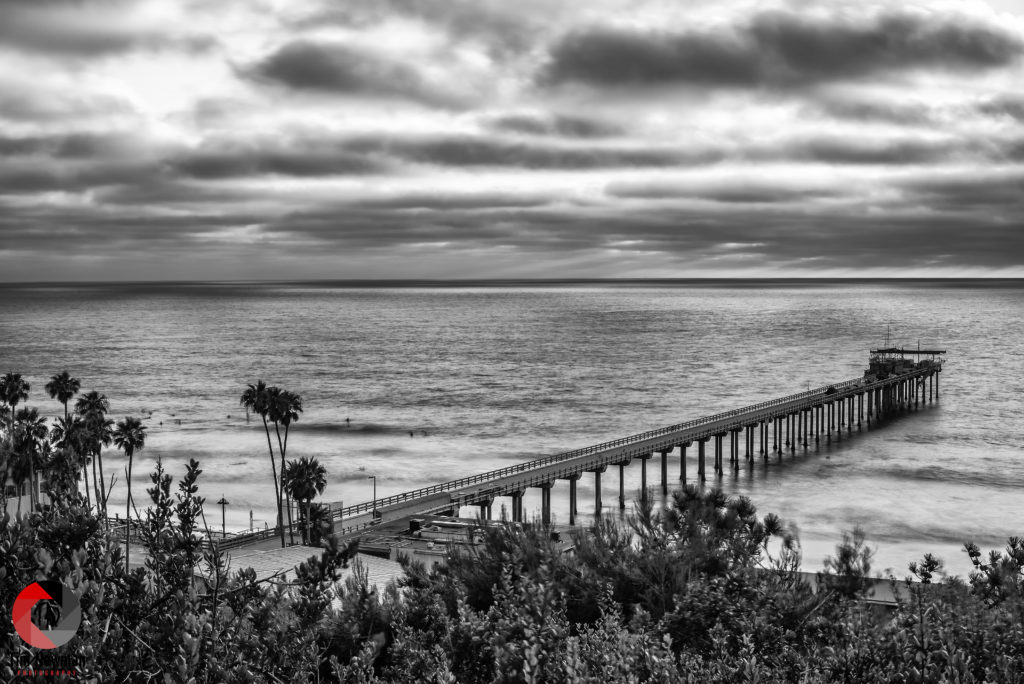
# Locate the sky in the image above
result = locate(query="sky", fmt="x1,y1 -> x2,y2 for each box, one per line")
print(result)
1,0 -> 1023,281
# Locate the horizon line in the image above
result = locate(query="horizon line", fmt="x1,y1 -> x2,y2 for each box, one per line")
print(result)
2,276 -> 1024,287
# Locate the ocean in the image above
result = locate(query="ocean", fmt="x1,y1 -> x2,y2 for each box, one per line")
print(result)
2,280 -> 1021,577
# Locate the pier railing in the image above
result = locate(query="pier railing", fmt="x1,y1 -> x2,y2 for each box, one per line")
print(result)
332,375 -> 870,520
108,516 -> 281,552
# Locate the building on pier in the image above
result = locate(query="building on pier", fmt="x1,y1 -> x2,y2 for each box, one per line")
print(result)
865,347 -> 944,381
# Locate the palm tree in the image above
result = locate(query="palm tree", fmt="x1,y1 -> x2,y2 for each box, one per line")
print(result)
85,416 -> 114,518
113,416 -> 146,571
75,391 -> 111,516
282,456 -> 327,545
14,407 -> 48,508
270,389 -> 302,544
0,372 -> 30,444
45,371 -> 81,421
240,381 -> 285,547
51,415 -> 91,508
75,390 -> 110,418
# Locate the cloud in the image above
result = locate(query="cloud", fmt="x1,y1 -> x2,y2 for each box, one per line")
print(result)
978,95 -> 1024,121
168,147 -> 387,179
544,9 -> 1024,88
0,132 -> 140,159
544,28 -> 759,87
784,136 -> 965,165
0,2 -> 215,57
606,179 -> 841,204
900,169 -> 1024,211
245,40 -> 463,108
289,0 -> 551,58
484,112 -> 624,138
345,133 -> 718,169
813,97 -> 936,126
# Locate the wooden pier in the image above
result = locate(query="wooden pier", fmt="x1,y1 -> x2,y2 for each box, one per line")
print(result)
331,349 -> 944,534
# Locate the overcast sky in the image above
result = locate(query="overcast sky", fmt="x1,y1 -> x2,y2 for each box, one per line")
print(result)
1,0 -> 1022,280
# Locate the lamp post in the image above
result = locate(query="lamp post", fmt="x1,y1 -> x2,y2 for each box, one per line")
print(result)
217,495 -> 230,538
367,475 -> 377,518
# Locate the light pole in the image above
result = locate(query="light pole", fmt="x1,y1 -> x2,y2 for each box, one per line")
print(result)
217,495 -> 230,538
367,475 -> 377,518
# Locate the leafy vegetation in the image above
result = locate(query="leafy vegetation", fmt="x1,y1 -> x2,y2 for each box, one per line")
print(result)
2,372 -> 1024,681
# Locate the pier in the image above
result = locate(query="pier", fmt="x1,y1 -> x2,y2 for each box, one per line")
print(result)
331,348 -> 944,535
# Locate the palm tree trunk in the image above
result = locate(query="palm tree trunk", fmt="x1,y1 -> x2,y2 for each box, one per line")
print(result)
96,447 -> 108,521
82,460 -> 92,510
286,493 -> 295,545
28,458 -> 36,510
305,499 -> 312,545
274,422 -> 294,545
125,451 -> 134,571
263,417 -> 284,548
91,454 -> 101,517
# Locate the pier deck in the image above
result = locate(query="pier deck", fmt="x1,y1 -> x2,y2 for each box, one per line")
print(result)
330,355 -> 943,535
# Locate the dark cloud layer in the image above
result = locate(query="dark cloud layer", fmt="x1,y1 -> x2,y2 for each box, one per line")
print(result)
545,9 -> 1024,88
246,40 -> 457,107
485,113 -> 622,138
344,133 -> 719,169
169,148 -> 386,179
1,0 -> 1023,279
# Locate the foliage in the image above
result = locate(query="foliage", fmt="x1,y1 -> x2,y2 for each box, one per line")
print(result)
4,372 -> 1024,681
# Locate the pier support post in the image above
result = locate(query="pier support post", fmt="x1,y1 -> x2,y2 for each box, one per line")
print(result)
618,464 -> 626,509
680,442 -> 690,483
568,476 -> 578,526
715,435 -> 725,475
858,393 -> 863,429
732,429 -> 741,471
660,450 -> 669,495
790,414 -> 796,452
935,371 -> 939,399
759,422 -> 765,456
698,439 -> 707,483
511,491 -> 524,522
540,484 -> 552,526
593,470 -> 603,516
848,396 -> 853,433
640,453 -> 651,502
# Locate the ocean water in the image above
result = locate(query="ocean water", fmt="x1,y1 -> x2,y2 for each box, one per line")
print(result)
1,280 -> 1022,577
